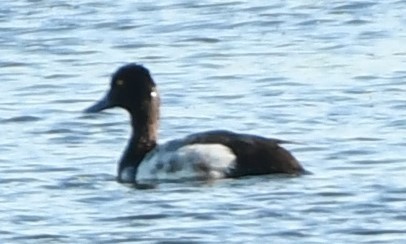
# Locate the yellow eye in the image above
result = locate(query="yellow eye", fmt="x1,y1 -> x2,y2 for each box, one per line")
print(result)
116,80 -> 124,86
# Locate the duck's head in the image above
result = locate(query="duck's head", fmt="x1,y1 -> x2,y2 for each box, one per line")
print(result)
85,63 -> 159,114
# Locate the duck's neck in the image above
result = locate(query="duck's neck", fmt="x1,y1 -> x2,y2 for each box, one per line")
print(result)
117,96 -> 160,182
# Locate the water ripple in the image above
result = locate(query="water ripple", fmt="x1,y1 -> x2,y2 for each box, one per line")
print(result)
1,116 -> 42,123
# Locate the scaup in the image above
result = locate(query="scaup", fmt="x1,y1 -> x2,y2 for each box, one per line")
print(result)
85,63 -> 305,185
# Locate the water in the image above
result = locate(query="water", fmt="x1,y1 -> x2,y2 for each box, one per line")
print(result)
1,0 -> 405,242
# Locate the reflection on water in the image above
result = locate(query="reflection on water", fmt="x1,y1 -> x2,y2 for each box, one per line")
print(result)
1,0 -> 405,242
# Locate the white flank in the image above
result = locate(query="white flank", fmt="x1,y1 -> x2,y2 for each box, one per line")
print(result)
136,143 -> 236,184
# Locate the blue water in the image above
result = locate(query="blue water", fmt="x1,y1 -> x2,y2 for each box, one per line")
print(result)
1,0 -> 405,243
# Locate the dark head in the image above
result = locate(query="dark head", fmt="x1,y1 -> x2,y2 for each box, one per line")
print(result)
85,63 -> 160,147
85,63 -> 159,114
86,64 -> 160,180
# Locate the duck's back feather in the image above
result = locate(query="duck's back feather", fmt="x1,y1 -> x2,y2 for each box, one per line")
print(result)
181,130 -> 304,177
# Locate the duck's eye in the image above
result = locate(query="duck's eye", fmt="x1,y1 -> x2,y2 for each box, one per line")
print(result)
116,80 -> 124,86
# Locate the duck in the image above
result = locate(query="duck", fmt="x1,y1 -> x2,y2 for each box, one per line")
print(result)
85,63 -> 306,186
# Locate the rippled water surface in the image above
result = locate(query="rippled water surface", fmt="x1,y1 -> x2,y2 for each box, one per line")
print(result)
1,0 -> 406,243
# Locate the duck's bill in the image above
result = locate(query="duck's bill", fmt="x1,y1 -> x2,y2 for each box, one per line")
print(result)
84,94 -> 113,113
